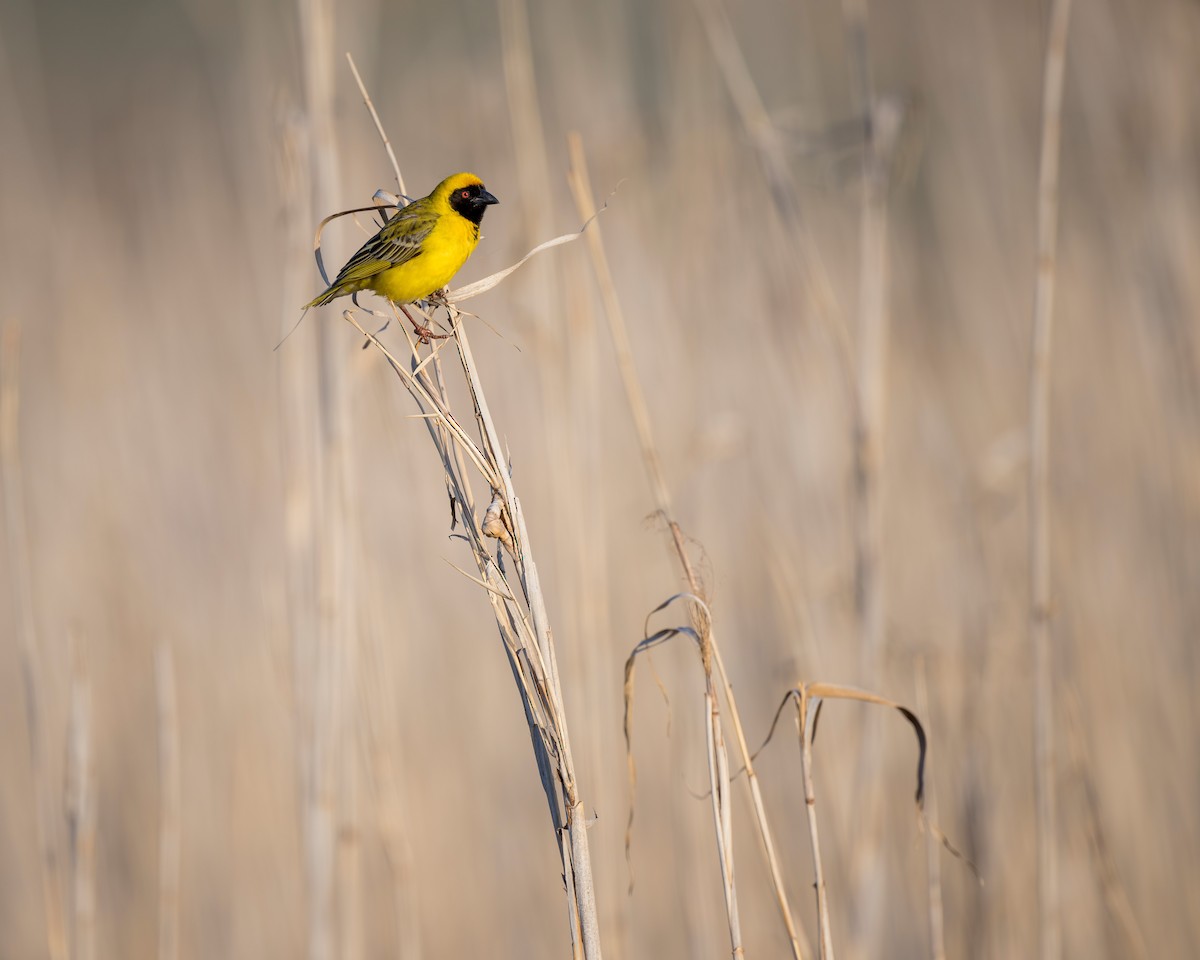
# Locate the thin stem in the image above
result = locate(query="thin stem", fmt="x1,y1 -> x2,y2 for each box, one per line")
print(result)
839,0 -> 904,947
67,636 -> 96,960
450,313 -> 604,959
706,690 -> 744,958
691,0 -> 852,387
799,694 -> 833,960
915,661 -> 946,960
155,645 -> 180,960
1,322 -> 68,960
565,133 -> 674,516
1029,3 -> 1073,959
569,133 -> 811,960
345,53 -> 404,197
296,2 -> 351,957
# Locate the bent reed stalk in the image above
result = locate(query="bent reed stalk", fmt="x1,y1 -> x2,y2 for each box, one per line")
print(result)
567,134 -> 811,959
342,304 -> 604,960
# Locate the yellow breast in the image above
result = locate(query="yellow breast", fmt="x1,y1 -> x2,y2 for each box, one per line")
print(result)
370,213 -> 480,304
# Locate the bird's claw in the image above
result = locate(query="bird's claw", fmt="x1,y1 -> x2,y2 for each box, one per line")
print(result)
411,322 -> 450,345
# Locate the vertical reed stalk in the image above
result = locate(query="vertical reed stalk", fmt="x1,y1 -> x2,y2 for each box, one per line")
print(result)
339,305 -> 605,959
756,684 -> 925,960
1,322 -> 68,960
1029,3 -> 1073,958
705,687 -> 744,958
691,0 -> 844,353
568,134 -> 812,960
914,661 -> 946,960
1062,691 -> 1149,960
155,645 -> 180,960
296,0 -> 355,956
458,320 -> 605,959
798,696 -> 833,960
840,1 -> 905,949
66,636 -> 95,960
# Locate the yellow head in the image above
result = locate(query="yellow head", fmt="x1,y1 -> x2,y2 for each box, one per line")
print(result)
435,172 -> 499,226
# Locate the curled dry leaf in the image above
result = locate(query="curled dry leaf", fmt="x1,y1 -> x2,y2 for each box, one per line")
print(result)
482,494 -> 515,553
444,209 -> 604,305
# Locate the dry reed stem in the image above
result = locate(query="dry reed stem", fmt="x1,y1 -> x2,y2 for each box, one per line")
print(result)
561,251 -> 625,958
276,96 -> 323,960
497,0 -> 558,348
359,617 -> 424,960
840,0 -> 903,690
1063,691 -> 1149,960
345,53 -> 404,198
758,684 -> 928,960
296,0 -> 353,956
706,688 -> 744,958
1029,2 -> 1073,957
623,616 -> 744,958
797,695 -> 832,960
1,322 -> 68,960
914,661 -> 946,960
454,317 -> 604,960
155,645 -> 180,960
337,544 -> 363,960
565,134 -> 673,516
497,31 -> 618,950
66,635 -> 95,960
842,0 -> 905,933
569,133 -> 811,960
691,0 -> 852,387
499,0 -> 554,244
338,297 -> 604,956
470,316 -> 603,957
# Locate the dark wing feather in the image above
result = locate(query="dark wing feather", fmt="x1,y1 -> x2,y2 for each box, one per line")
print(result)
329,200 -> 437,288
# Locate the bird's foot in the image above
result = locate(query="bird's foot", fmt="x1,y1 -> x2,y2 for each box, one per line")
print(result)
411,321 -> 450,345
399,304 -> 449,345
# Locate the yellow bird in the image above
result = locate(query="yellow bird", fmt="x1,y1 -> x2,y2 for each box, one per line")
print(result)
307,172 -> 499,339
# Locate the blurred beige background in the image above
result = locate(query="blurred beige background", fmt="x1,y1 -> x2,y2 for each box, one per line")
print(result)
1,0 -> 1197,957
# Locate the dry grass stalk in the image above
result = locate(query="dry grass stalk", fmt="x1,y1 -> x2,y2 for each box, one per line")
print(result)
1029,2 -> 1074,957
914,661 -> 946,960
1063,691 -> 1149,960
66,635 -> 96,960
623,598 -> 744,958
494,13 -> 624,941
360,619 -> 424,960
841,0 -> 906,934
1,322 -> 69,960
498,0 -> 556,256
344,52 -> 405,199
569,133 -> 812,960
690,0 -> 845,363
296,3 -> 356,958
797,695 -> 831,960
841,5 -> 907,692
758,684 -> 928,960
155,645 -> 180,960
340,304 -> 604,958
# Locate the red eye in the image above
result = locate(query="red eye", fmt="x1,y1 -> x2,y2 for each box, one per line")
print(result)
461,189 -> 471,199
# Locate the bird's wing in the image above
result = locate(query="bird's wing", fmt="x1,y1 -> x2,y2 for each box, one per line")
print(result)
330,203 -> 437,286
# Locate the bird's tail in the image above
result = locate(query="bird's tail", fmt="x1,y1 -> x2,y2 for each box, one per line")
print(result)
305,285 -> 340,308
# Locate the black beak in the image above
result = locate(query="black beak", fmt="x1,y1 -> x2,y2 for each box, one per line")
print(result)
477,188 -> 499,206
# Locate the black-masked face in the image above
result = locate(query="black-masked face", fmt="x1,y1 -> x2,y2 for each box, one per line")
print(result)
449,182 -> 499,225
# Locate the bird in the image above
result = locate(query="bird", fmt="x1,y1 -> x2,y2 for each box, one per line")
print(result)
307,172 -> 499,341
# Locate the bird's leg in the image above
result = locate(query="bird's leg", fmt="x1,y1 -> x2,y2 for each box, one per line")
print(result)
425,289 -> 457,334
398,303 -> 449,345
